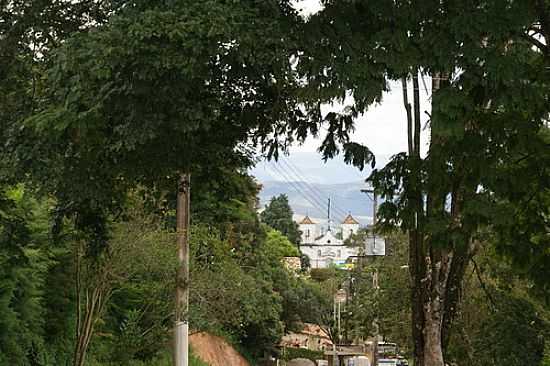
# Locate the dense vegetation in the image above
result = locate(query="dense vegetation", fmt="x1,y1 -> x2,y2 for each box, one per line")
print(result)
1,1 -> 549,366
0,179 -> 334,365
260,194 -> 302,247
343,231 -> 550,365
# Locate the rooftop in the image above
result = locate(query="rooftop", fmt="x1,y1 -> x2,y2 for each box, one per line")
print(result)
342,214 -> 360,225
299,215 -> 316,225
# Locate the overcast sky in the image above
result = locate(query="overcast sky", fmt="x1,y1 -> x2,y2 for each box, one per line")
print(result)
290,81 -> 431,158
251,1 -> 432,184
290,0 -> 431,158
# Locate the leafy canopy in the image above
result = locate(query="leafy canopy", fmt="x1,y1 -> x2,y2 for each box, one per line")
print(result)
260,194 -> 302,246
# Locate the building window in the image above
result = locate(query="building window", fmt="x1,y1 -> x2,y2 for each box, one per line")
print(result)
337,250 -> 341,257
306,229 -> 310,238
317,249 -> 322,257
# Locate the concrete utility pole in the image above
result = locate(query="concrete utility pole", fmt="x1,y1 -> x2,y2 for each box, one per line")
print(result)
372,192 -> 377,226
360,185 -> 380,365
333,289 -> 346,366
175,173 -> 191,366
333,298 -> 337,366
360,186 -> 377,226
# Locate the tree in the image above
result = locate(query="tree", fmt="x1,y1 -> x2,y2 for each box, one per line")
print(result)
10,1 -> 306,364
298,2 -> 550,365
265,228 -> 301,258
346,233 -> 412,354
3,7 -> 375,361
260,194 -> 302,246
0,185 -> 69,365
0,187 -> 44,365
0,0 -> 109,185
446,242 -> 549,366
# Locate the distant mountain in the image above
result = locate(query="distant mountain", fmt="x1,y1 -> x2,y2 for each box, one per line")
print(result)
250,151 -> 390,185
257,180 -> 374,226
250,151 -> 385,226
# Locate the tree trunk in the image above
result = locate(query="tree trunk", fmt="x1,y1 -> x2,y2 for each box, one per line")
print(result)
175,172 -> 191,366
423,300 -> 445,366
418,72 -> 477,366
402,72 -> 426,366
73,253 -> 110,366
402,70 -> 476,366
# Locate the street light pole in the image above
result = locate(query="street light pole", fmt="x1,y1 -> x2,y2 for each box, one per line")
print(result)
333,298 -> 337,366
333,289 -> 346,366
338,300 -> 341,344
175,173 -> 190,366
360,186 -> 377,227
372,264 -> 380,366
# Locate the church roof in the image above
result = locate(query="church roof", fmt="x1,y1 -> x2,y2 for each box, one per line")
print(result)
342,214 -> 360,225
299,215 -> 316,225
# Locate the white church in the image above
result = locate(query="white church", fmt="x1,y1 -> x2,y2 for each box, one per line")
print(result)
298,214 -> 362,269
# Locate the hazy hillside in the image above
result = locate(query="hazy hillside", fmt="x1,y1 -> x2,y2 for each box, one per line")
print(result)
250,151 -> 383,225
257,180 -> 374,226
250,151 -> 389,185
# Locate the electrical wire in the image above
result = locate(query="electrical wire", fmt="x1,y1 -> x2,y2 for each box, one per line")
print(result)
268,162 -> 329,217
278,157 -> 350,220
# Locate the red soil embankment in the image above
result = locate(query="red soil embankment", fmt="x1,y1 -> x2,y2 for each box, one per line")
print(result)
189,331 -> 250,366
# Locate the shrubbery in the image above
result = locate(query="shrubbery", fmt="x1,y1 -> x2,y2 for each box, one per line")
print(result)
281,347 -> 324,362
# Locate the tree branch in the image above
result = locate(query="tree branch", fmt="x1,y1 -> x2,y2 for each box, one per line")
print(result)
522,33 -> 548,53
471,258 -> 497,311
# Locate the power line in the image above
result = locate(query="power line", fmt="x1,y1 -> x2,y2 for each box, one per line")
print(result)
279,156 -> 349,219
278,157 -> 349,220
281,160 -> 349,222
269,162 -> 329,218
272,161 -> 338,220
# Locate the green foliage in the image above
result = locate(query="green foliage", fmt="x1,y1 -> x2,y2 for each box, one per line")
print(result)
310,268 -> 340,282
87,195 -> 291,363
0,187 -> 60,365
281,347 -> 324,362
471,291 -> 546,366
299,2 -> 550,363
279,278 -> 332,333
488,127 -> 550,298
191,168 -> 260,225
260,194 -> 302,246
88,348 -> 208,366
2,0 -> 310,263
346,233 -> 411,353
543,345 -> 550,366
3,2 -> 549,366
265,228 -> 301,258
447,245 -> 550,366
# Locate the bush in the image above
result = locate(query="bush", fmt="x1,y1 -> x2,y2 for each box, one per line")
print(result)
88,348 -> 208,366
281,347 -> 324,362
309,268 -> 336,282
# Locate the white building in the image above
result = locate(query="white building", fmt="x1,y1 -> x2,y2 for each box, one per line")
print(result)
299,214 -> 362,269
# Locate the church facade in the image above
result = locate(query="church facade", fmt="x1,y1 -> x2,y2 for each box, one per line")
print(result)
298,214 -> 361,269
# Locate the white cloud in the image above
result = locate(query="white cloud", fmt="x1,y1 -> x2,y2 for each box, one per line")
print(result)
291,81 -> 432,158
293,0 -> 323,16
